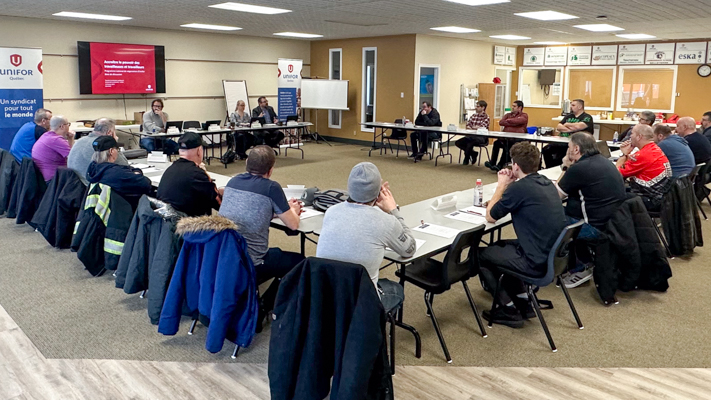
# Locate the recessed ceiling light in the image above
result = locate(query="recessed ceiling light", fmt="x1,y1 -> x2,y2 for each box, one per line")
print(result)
431,26 -> 481,33
534,41 -> 567,45
209,2 -> 291,14
274,32 -> 323,38
444,0 -> 510,6
514,11 -> 578,21
616,33 -> 656,39
490,34 -> 531,40
53,11 -> 131,21
573,24 -> 624,32
181,23 -> 242,31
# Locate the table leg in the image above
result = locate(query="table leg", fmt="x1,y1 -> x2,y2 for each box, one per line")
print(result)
284,127 -> 304,159
368,127 -> 386,156
434,133 -> 453,166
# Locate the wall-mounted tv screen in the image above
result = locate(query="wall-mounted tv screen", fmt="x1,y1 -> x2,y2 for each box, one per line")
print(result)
77,41 -> 165,94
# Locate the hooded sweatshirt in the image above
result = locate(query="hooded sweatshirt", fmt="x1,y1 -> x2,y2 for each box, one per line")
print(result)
86,161 -> 152,210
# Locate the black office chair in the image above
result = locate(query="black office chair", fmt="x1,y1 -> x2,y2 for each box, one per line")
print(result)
457,143 -> 491,166
382,119 -> 410,157
693,162 -> 711,216
688,165 -> 706,220
430,134 -> 453,166
488,221 -> 584,352
395,226 -> 487,363
182,121 -> 201,130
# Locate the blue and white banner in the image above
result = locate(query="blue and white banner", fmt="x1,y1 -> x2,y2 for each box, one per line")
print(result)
277,58 -> 302,120
0,47 -> 43,150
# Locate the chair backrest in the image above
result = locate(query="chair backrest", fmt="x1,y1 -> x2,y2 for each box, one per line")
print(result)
183,120 -> 201,130
688,164 -> 702,182
545,221 -> 585,284
440,226 -> 486,289
694,162 -> 711,188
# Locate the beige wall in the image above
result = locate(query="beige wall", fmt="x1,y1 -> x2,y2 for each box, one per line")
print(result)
0,16 -> 310,123
414,35 -> 499,127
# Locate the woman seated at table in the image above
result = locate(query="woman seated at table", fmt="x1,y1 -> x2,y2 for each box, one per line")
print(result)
229,100 -> 255,159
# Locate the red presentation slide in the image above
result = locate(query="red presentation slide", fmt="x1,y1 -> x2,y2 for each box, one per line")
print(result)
90,43 -> 156,94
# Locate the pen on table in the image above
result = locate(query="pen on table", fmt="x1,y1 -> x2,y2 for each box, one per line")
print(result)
459,209 -> 484,216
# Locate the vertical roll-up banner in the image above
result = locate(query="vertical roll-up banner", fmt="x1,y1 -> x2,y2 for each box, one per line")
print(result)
277,58 -> 302,121
0,47 -> 43,150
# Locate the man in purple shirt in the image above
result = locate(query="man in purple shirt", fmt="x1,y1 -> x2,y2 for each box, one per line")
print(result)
32,115 -> 75,181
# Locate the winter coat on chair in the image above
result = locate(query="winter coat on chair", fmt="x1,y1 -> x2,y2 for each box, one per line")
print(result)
115,195 -> 185,325
661,175 -> 703,256
71,183 -> 134,276
0,150 -> 20,216
31,168 -> 87,249
158,215 -> 258,353
8,157 -> 47,225
268,257 -> 394,400
593,194 -> 672,304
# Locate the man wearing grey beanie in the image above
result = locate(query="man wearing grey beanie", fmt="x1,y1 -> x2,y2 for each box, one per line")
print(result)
317,162 -> 416,312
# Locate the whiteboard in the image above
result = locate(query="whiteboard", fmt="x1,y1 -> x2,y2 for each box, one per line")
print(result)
301,79 -> 349,110
222,80 -> 251,118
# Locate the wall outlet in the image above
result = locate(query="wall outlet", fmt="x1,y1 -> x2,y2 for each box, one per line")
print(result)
353,131 -> 357,136
401,92 -> 404,98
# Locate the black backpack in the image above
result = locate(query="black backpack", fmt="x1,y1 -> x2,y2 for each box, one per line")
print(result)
312,189 -> 349,212
220,150 -> 236,165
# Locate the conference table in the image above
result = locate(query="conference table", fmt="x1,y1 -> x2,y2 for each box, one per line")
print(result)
363,122 -> 570,166
73,124 -> 142,139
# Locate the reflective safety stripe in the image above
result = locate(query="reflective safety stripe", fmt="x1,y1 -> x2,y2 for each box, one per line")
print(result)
94,184 -> 112,226
84,183 -> 99,210
73,221 -> 80,235
104,238 -> 124,255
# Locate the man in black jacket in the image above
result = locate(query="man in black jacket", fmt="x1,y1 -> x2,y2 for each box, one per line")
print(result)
86,136 -> 153,210
410,101 -> 442,162
251,97 -> 285,148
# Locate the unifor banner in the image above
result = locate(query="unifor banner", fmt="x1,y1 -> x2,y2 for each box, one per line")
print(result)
0,47 -> 43,150
277,58 -> 302,121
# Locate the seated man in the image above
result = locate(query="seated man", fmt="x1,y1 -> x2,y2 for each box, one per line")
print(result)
219,145 -> 304,329
86,136 -> 153,210
68,118 -> 129,185
32,115 -> 75,182
616,124 -> 672,211
556,133 -> 627,288
480,142 -> 567,327
675,116 -> 711,164
410,101 -> 442,162
544,99 -> 594,168
485,100 -> 528,171
701,111 -> 711,143
141,99 -> 179,155
10,108 -> 52,163
251,96 -> 285,148
455,100 -> 490,165
653,124 -> 695,178
316,162 -> 416,312
619,110 -> 655,143
157,132 -> 223,217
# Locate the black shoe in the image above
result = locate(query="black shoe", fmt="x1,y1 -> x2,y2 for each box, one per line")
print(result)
491,165 -> 501,172
484,161 -> 493,169
463,155 -> 470,165
471,151 -> 479,162
513,298 -> 537,320
255,306 -> 266,333
414,153 -> 424,162
482,306 -> 524,328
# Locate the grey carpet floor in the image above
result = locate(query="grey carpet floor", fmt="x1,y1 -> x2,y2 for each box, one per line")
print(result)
1,141 -> 710,367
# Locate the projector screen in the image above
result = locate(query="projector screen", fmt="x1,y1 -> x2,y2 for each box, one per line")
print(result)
300,79 -> 349,110
78,41 -> 166,94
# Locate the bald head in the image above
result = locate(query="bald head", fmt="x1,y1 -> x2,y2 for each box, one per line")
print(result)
676,117 -> 696,136
178,147 -> 203,164
631,123 -> 654,148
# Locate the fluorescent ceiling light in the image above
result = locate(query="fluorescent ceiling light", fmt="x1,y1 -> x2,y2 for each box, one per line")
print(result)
534,41 -> 567,45
53,11 -> 131,21
181,23 -> 242,31
490,34 -> 531,40
573,24 -> 624,32
616,33 -> 656,39
444,0 -> 510,6
515,10 -> 578,20
209,2 -> 291,14
274,32 -> 323,38
431,26 -> 481,33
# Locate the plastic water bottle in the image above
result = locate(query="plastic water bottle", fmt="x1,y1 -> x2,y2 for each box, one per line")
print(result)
402,116 -> 406,125
613,131 -> 619,143
474,179 -> 483,206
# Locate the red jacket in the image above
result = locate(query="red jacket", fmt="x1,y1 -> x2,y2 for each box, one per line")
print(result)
499,111 -> 528,133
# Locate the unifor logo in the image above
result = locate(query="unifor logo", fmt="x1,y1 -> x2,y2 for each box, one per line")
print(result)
288,64 -> 293,73
10,54 -> 22,67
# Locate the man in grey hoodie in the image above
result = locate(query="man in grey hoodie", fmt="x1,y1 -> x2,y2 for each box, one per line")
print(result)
68,118 -> 128,184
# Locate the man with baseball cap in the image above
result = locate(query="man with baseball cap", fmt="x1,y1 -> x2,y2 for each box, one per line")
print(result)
316,162 -> 416,311
86,135 -> 153,210
158,132 -> 222,216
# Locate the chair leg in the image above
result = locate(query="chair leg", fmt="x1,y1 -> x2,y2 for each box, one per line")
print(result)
424,292 -> 452,363
488,275 -> 505,328
706,194 -> 711,208
188,317 -> 198,335
528,285 -> 557,352
231,345 -> 240,359
652,219 -> 672,258
557,275 -> 583,329
696,197 -> 707,220
139,290 -> 146,299
387,312 -> 396,375
462,281 -> 487,338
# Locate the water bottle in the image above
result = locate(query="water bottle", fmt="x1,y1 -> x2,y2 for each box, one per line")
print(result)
474,179 -> 483,206
402,116 -> 406,125
613,131 -> 619,143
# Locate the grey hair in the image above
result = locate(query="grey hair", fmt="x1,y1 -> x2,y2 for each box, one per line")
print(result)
49,115 -> 68,131
640,111 -> 656,124
93,118 -> 115,135
91,150 -> 111,164
34,108 -> 51,123
570,132 -> 599,156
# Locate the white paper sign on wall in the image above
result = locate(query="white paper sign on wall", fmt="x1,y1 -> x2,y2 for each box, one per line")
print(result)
675,42 -> 706,64
591,45 -> 617,65
618,44 -> 646,65
645,43 -> 675,64
545,47 -> 567,66
522,48 -> 545,66
568,46 -> 592,66
505,47 -> 516,66
494,46 -> 505,65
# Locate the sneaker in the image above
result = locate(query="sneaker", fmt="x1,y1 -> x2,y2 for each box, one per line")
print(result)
563,268 -> 594,289
482,306 -> 524,328
484,161 -> 494,170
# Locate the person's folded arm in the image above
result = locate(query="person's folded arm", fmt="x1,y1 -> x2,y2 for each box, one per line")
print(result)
384,209 -> 417,258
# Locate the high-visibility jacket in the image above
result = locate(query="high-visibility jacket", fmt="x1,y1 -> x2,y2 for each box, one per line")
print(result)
71,183 -> 133,276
